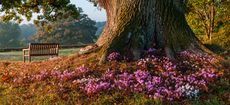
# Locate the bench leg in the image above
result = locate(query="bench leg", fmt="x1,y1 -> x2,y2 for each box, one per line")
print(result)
23,56 -> 25,62
29,56 -> 31,62
23,51 -> 25,63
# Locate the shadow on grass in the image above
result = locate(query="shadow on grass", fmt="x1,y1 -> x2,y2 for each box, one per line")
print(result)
204,44 -> 226,54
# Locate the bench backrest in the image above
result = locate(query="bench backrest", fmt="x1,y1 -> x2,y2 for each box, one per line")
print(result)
29,43 -> 59,56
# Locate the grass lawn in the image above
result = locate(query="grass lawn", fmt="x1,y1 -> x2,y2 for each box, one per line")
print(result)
0,48 -> 80,61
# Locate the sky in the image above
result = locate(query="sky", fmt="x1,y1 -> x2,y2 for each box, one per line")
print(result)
71,0 -> 106,22
20,0 -> 107,24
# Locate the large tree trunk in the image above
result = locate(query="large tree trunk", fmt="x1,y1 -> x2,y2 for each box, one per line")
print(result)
95,0 -> 210,64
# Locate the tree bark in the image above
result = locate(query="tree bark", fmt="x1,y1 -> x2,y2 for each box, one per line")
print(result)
95,0 -> 210,64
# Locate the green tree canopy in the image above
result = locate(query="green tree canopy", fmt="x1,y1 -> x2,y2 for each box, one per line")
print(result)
20,24 -> 37,40
0,22 -> 21,48
0,0 -> 79,24
186,0 -> 230,51
31,9 -> 97,45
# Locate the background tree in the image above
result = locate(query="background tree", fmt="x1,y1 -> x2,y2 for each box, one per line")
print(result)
0,0 -> 79,24
95,21 -> 106,36
186,0 -> 230,52
212,0 -> 230,50
31,9 -> 97,45
186,0 -> 220,41
0,21 -> 21,48
20,24 -> 37,45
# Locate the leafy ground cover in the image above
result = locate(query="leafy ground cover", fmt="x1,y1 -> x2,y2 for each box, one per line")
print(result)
0,48 -> 80,61
0,49 -> 229,105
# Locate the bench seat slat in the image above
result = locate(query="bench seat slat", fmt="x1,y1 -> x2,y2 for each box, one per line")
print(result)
30,54 -> 58,56
23,43 -> 59,62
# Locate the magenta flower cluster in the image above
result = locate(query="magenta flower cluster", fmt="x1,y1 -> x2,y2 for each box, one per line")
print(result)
80,51 -> 219,101
80,67 -> 217,101
8,50 -> 219,101
13,65 -> 90,83
107,52 -> 122,62
147,48 -> 157,53
179,51 -> 217,64
82,80 -> 111,96
137,55 -> 176,71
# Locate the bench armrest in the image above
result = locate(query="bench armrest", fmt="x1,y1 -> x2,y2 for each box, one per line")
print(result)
23,49 -> 29,51
23,49 -> 29,56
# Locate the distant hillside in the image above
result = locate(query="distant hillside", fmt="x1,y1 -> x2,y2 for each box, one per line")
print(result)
20,24 -> 37,41
95,21 -> 106,36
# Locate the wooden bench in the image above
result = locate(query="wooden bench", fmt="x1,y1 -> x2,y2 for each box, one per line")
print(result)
23,43 -> 59,62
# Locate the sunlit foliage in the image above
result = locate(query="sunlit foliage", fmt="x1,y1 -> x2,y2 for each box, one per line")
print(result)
0,0 -> 79,24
